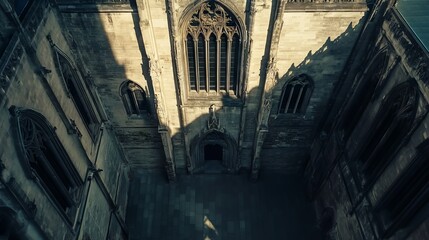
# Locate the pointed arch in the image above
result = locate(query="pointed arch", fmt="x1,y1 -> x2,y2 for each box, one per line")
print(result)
9,106 -> 83,224
53,47 -> 100,138
358,80 -> 419,185
190,129 -> 238,173
119,80 -> 149,116
181,1 -> 246,97
278,74 -> 314,114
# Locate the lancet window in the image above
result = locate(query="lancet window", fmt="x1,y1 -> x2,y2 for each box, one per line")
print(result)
340,50 -> 389,139
55,50 -> 100,137
358,81 -> 418,185
10,107 -> 83,223
184,2 -> 241,95
278,74 -> 313,114
120,81 -> 149,115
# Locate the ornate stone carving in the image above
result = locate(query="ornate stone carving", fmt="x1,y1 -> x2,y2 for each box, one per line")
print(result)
187,2 -> 239,40
149,59 -> 162,79
385,10 -> 429,84
70,119 -> 82,138
207,104 -> 220,130
154,94 -> 167,124
263,98 -> 272,113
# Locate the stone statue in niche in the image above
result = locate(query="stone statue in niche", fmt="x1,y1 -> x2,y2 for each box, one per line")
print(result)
207,104 -> 220,130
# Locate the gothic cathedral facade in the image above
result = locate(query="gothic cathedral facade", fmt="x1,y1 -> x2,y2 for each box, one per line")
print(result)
0,0 -> 428,239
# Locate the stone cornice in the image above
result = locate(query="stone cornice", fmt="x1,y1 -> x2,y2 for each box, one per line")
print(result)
384,9 -> 429,86
285,2 -> 368,12
57,3 -> 134,13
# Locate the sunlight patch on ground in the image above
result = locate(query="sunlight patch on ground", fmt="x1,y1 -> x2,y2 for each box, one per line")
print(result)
203,215 -> 219,240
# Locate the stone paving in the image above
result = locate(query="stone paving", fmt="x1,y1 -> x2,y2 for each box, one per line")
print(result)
126,169 -> 321,240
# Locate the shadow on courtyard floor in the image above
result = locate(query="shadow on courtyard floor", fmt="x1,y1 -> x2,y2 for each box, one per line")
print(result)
126,169 -> 321,240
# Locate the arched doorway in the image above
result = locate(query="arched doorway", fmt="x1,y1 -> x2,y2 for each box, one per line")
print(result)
204,144 -> 223,161
203,143 -> 224,173
190,130 -> 238,173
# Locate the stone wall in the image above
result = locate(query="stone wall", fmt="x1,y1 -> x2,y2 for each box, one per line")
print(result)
0,1 -> 129,238
260,8 -> 366,171
54,0 -> 368,176
308,1 -> 429,239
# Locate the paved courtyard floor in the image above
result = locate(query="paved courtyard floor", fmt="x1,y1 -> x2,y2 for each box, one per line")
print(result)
126,170 -> 321,240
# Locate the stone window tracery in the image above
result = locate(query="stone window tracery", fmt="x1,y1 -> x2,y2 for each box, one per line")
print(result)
184,2 -> 241,95
120,80 -> 149,115
278,74 -> 313,114
10,107 -> 83,224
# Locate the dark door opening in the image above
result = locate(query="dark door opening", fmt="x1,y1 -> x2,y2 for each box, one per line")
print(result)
204,144 -> 223,161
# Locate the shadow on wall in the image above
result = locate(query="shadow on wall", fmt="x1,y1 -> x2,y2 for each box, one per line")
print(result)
60,0 -> 367,181
168,14 -> 367,177
54,2 -> 147,239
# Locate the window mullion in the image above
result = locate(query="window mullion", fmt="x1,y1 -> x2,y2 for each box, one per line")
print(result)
216,38 -> 220,93
184,38 -> 191,91
124,94 -> 132,114
284,85 -> 295,113
194,39 -> 200,93
131,90 -> 140,114
37,153 -> 73,206
279,93 -> 286,113
293,85 -> 305,113
226,39 -> 232,91
205,37 -> 209,92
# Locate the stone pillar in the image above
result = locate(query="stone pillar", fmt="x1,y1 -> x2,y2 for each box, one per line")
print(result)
151,60 -> 177,183
158,126 -> 176,182
165,0 -> 192,173
250,126 -> 268,180
250,0 -> 286,179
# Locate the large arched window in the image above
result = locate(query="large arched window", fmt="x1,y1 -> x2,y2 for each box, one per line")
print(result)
10,106 -> 83,223
278,74 -> 313,114
358,81 -> 418,185
54,49 -> 100,137
339,49 -> 390,139
374,139 -> 429,238
120,81 -> 149,115
184,2 -> 242,95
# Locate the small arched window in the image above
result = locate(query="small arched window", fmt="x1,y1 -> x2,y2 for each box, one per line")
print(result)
120,81 -> 149,115
278,74 -> 313,114
184,2 -> 242,95
10,106 -> 83,223
358,81 -> 418,184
